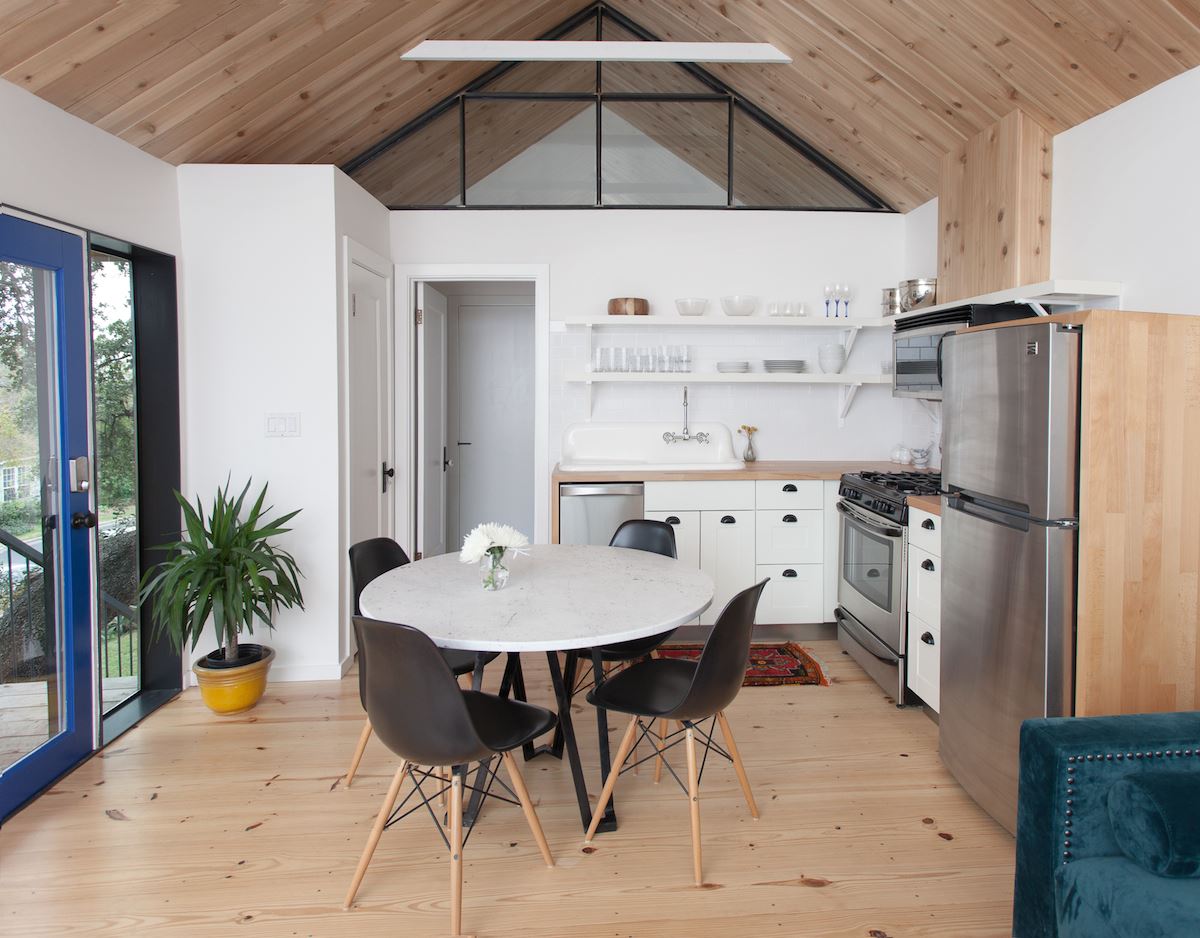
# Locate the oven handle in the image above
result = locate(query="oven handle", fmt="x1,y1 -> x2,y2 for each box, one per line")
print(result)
836,500 -> 903,538
835,608 -> 900,664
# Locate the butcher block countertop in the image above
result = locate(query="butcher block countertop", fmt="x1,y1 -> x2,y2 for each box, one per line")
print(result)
552,460 -> 906,484
907,494 -> 943,516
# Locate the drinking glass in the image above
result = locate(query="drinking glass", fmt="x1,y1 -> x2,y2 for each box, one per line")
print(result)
678,345 -> 692,373
594,347 -> 609,373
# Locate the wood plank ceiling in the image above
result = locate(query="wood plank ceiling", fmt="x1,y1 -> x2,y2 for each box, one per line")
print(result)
3,0 -> 1200,211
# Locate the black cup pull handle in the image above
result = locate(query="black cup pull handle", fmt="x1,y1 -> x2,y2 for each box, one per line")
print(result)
921,631 -> 935,646
921,558 -> 935,572
665,516 -> 681,525
720,515 -> 736,524
921,518 -> 936,530
782,483 -> 797,492
782,514 -> 797,523
782,569 -> 797,578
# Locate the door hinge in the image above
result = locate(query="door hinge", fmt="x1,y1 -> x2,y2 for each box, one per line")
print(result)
416,308 -> 423,325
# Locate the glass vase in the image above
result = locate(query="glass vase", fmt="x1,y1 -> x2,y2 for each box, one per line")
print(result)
743,435 -> 757,462
480,549 -> 510,591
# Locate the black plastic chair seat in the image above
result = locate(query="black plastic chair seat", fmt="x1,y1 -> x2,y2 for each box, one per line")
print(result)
586,657 -> 698,719
444,649 -> 500,676
593,632 -> 673,662
463,691 -> 557,753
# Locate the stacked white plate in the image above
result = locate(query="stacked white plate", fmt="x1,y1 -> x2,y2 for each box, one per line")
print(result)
716,361 -> 750,373
763,359 -> 807,373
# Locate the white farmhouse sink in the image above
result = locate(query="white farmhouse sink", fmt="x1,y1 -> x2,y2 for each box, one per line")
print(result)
559,421 -> 744,472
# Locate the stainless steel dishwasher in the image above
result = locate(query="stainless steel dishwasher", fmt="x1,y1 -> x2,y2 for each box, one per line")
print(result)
558,483 -> 645,546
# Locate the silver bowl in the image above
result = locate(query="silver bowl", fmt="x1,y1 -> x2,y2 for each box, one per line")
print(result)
899,278 -> 937,312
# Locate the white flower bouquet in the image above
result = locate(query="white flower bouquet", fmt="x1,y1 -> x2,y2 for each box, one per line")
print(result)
460,523 -> 530,590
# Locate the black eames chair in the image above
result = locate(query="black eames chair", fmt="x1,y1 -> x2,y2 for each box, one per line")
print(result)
583,579 -> 769,885
343,617 -> 555,935
343,537 -> 499,787
594,519 -> 679,661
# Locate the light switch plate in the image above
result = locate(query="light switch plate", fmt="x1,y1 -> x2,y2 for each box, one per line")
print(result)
265,412 -> 301,438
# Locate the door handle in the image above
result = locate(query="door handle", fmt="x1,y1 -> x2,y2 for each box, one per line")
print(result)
665,516 -> 681,525
71,511 -> 98,530
921,558 -> 935,572
382,461 -> 395,493
921,518 -> 936,530
782,483 -> 797,492
442,447 -> 453,472
720,515 -> 736,524
782,514 -> 797,523
920,631 -> 935,646
782,569 -> 797,578
456,441 -> 472,445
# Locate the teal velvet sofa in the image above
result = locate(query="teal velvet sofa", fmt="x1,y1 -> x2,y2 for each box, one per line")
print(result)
1014,712 -> 1200,937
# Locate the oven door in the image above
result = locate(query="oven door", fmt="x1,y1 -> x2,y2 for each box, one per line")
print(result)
836,500 -> 906,653
893,323 -> 954,400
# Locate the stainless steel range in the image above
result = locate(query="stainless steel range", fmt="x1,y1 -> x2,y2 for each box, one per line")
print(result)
835,470 -> 941,704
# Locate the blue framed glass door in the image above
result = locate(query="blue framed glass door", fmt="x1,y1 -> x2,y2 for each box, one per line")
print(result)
0,212 -> 95,820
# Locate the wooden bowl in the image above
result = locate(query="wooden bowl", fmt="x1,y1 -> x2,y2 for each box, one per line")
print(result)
607,297 -> 649,316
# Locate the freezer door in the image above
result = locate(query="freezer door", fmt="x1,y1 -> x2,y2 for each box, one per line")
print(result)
942,322 -> 1080,520
939,496 -> 1075,834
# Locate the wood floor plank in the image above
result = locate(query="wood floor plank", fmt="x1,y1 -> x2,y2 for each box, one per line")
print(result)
0,641 -> 1014,937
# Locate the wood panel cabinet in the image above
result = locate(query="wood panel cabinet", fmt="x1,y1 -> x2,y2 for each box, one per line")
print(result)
906,506 -> 941,712
699,509 -> 756,625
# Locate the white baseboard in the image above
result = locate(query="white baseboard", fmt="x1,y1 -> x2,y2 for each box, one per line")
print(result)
268,662 -> 349,683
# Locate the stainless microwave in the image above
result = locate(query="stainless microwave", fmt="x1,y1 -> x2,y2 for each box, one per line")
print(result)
892,302 -> 1039,400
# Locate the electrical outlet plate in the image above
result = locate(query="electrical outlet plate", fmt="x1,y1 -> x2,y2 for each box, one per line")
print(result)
265,413 -> 301,438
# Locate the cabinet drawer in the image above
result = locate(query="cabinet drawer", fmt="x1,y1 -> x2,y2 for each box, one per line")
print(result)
907,543 -> 941,628
908,507 -> 942,556
755,564 -> 822,625
755,479 -> 822,511
755,509 -> 822,565
699,509 -> 756,626
906,613 -> 940,712
645,480 -> 755,512
644,510 -> 701,570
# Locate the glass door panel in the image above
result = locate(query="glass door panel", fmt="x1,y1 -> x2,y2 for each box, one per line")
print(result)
0,213 -> 93,820
89,252 -> 139,714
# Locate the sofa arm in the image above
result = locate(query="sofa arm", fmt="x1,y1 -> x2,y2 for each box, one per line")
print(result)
1013,712 -> 1200,938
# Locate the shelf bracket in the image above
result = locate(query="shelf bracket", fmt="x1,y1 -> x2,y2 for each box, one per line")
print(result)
842,324 -> 863,360
838,383 -> 862,427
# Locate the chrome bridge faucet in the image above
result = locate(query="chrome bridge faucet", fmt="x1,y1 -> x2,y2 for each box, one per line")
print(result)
663,386 -> 710,444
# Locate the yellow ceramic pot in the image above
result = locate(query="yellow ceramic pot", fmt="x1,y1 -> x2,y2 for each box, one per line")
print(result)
192,644 -> 275,715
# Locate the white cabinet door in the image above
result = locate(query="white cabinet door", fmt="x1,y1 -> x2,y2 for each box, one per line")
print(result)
699,509 -> 757,625
907,544 -> 941,628
645,480 -> 755,512
755,564 -> 822,624
822,480 -> 840,623
645,510 -> 701,570
907,613 -> 940,711
754,509 -> 823,564
755,479 -> 822,511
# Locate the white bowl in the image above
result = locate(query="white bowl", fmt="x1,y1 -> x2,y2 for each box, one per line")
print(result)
675,297 -> 708,317
720,295 -> 758,317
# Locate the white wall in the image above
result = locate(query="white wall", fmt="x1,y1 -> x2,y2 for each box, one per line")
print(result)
0,80 -> 180,254
1051,65 -> 1200,314
904,197 -> 939,282
178,165 -> 353,681
391,210 -> 937,484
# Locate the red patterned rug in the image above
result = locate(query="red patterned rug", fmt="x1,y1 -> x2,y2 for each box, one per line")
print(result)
657,642 -> 829,687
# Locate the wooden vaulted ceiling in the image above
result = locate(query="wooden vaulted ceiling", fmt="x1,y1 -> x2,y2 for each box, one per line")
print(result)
4,0 -> 1200,211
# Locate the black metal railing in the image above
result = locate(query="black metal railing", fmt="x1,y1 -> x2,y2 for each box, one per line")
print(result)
100,590 -> 138,679
0,526 -> 47,684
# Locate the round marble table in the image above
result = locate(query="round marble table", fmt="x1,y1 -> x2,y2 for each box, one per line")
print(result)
359,543 -> 714,831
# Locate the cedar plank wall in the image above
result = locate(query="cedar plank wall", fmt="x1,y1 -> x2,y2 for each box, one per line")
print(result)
1075,310 -> 1200,716
938,109 -> 1053,303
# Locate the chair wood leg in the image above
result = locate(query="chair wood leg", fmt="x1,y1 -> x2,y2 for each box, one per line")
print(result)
653,717 -> 668,784
584,715 -> 640,843
685,727 -> 703,886
717,710 -> 759,819
502,751 -> 554,867
343,760 -> 407,909
450,769 -> 464,936
344,718 -> 373,788
437,766 -> 448,810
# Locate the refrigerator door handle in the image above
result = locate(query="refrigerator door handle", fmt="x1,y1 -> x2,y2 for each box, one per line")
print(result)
948,492 -> 1078,530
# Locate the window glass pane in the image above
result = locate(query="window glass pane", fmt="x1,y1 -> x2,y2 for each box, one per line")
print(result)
465,99 -> 596,206
89,252 -> 140,714
486,20 -> 597,93
732,105 -> 871,209
349,104 -> 461,206
600,18 -> 712,94
601,100 -> 727,206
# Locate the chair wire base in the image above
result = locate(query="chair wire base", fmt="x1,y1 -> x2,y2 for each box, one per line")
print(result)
617,716 -> 731,796
383,758 -> 519,851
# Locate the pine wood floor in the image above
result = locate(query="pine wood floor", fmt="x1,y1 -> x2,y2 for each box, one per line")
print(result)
0,641 -> 1015,937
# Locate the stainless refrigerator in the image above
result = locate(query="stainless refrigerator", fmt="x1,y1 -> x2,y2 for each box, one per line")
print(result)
939,321 -> 1080,834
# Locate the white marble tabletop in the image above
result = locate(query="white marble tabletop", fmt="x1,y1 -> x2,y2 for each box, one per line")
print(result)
358,543 -> 714,653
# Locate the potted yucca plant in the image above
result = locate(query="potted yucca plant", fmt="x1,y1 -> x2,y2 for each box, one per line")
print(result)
139,478 -> 304,715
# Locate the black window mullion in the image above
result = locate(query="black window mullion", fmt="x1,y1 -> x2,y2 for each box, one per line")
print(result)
596,3 -> 602,206
458,95 -> 466,206
726,96 -> 734,207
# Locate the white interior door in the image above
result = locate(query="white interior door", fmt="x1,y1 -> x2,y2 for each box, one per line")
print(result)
415,282 -> 448,558
347,259 -> 394,552
452,300 -> 534,543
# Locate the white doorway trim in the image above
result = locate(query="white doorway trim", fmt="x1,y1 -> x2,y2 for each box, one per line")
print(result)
340,236 -> 394,672
395,264 -> 551,551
